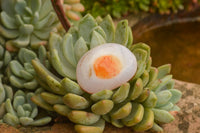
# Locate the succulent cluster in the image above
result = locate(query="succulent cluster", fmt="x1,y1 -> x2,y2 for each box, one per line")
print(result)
48,14 -> 132,80
0,0 -> 58,50
62,0 -> 84,21
81,0 -> 184,18
3,89 -> 51,126
0,78 -> 51,126
31,14 -> 182,133
0,0 -> 182,132
6,46 -> 49,90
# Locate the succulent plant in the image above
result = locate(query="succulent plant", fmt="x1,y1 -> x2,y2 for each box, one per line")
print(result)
0,0 -> 58,50
31,14 -> 182,133
62,0 -> 84,21
151,0 -> 184,14
0,78 -> 13,122
2,89 -> 51,126
48,14 -> 133,80
6,46 -> 50,90
81,0 -> 185,18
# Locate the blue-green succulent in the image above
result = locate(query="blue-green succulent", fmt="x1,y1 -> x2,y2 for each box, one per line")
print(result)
7,46 -> 50,90
2,89 -> 51,126
0,0 -> 58,50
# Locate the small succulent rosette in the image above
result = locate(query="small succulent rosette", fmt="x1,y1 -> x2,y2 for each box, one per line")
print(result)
2,89 -> 51,126
6,46 -> 50,90
31,14 -> 182,133
0,0 -> 58,50
62,0 -> 84,21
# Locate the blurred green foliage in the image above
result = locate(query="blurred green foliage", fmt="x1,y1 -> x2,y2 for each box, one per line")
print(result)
81,0 -> 192,18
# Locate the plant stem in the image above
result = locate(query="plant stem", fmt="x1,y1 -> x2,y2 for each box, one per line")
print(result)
51,0 -> 71,32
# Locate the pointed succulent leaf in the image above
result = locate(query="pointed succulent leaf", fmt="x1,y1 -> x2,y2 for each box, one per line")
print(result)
151,122 -> 163,132
5,99 -> 17,116
169,89 -> 182,104
4,85 -> 13,101
49,33 -> 76,80
41,92 -> 63,105
156,90 -> 172,107
92,26 -> 107,40
78,14 -> 97,43
10,60 -> 24,78
112,83 -> 130,103
19,117 -> 34,126
135,88 -> 150,103
129,78 -> 143,100
99,15 -> 115,42
9,76 -> 25,88
3,113 -> 19,126
131,43 -> 150,63
157,64 -> 171,79
142,91 -> 157,108
61,77 -> 84,95
127,27 -> 133,49
74,37 -> 88,62
153,75 -> 173,92
152,108 -> 175,123
31,94 -> 54,111
145,57 -> 152,72
68,110 -> 100,125
90,30 -> 106,49
147,67 -> 158,85
122,103 -> 144,127
0,103 -> 6,119
53,104 -> 71,117
0,11 -> 17,30
158,102 -> 174,111
132,108 -> 154,132
111,118 -> 124,128
132,48 -> 147,63
0,80 -> 5,104
90,90 -> 113,102
115,20 -> 129,46
131,61 -> 146,80
91,100 -> 114,115
75,119 -> 105,133
141,70 -> 149,87
18,48 -> 37,63
63,93 -> 89,109
29,117 -> 52,126
24,79 -> 38,90
13,96 -> 25,110
62,33 -> 77,67
111,102 -> 132,120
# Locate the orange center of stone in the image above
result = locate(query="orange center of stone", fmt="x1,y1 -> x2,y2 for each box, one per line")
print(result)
93,55 -> 122,79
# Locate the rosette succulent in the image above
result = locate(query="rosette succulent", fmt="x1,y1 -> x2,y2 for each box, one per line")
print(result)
62,0 -> 84,21
48,14 -> 133,80
7,46 -> 49,90
31,14 -> 182,133
2,89 -> 51,126
0,0 -> 58,50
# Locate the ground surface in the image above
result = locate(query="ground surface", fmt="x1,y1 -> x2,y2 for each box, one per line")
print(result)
0,79 -> 199,133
